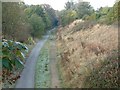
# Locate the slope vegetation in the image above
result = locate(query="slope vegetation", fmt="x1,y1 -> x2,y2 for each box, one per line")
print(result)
56,20 -> 118,88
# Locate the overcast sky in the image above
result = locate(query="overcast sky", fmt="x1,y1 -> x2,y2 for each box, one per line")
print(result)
23,0 -> 116,11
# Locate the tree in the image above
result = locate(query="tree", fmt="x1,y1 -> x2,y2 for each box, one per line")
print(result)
42,4 -> 58,27
59,9 -> 78,26
65,1 -> 75,10
2,2 -> 30,42
24,4 -> 58,31
75,2 -> 94,19
96,1 -> 119,24
29,14 -> 45,38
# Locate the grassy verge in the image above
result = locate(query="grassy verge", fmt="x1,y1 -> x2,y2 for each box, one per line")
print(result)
35,40 -> 51,88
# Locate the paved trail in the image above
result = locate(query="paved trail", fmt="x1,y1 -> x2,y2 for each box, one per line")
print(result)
15,28 -> 60,88
15,35 -> 49,88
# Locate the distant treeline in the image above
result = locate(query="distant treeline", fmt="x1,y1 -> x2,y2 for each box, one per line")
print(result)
2,1 -> 119,42
2,2 -> 58,42
58,0 -> 120,26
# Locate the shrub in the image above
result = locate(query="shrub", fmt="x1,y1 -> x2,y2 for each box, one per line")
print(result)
2,39 -> 28,71
2,39 -> 28,86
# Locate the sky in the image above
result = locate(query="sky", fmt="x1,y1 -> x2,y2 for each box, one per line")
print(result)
23,0 -> 116,11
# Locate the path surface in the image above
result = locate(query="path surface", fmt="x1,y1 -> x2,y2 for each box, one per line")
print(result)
49,35 -> 60,88
15,35 -> 49,88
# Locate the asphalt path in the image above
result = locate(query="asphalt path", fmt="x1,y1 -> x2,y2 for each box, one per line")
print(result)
15,35 -> 49,88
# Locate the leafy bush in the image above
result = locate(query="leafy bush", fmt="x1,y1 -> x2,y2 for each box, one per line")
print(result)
2,39 -> 28,71
2,39 -> 28,87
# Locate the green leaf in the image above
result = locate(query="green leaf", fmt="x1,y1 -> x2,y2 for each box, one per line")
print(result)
2,39 -> 28,70
2,57 -> 12,70
15,59 -> 24,69
15,42 -> 28,52
16,50 -> 25,59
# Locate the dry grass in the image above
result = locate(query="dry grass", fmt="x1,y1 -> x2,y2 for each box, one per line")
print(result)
56,20 -> 118,88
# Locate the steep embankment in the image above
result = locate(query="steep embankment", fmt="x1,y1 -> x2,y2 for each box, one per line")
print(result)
56,20 -> 118,88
